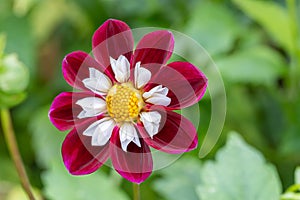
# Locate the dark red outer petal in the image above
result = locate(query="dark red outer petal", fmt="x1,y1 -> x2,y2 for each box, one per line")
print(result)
138,107 -> 198,154
49,92 -> 102,131
62,51 -> 113,90
92,19 -> 134,76
144,61 -> 207,109
62,121 -> 110,175
110,126 -> 153,184
131,30 -> 174,77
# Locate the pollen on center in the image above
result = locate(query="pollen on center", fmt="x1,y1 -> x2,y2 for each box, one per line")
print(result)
106,83 -> 144,122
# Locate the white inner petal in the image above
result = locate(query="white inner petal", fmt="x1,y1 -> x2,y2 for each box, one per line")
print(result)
82,68 -> 112,95
83,117 -> 116,146
143,85 -> 168,98
134,62 -> 151,89
76,97 -> 106,119
145,95 -> 171,106
140,111 -> 161,138
119,122 -> 141,152
142,85 -> 171,106
110,55 -> 130,83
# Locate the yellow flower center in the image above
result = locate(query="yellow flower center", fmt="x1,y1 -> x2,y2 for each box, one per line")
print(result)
106,83 -> 144,122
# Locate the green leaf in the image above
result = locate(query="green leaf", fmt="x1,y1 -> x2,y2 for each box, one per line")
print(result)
154,157 -> 202,200
216,46 -> 287,86
197,132 -> 282,200
232,0 -> 292,52
185,1 -> 241,56
43,161 -> 129,200
0,54 -> 29,94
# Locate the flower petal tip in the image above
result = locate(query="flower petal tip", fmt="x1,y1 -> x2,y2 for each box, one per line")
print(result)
116,170 -> 152,184
62,129 -> 109,176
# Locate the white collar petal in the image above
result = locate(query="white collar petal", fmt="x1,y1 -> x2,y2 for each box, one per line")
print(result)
83,117 -> 116,146
119,122 -> 141,152
76,97 -> 106,119
134,62 -> 151,89
82,68 -> 112,95
140,111 -> 161,138
110,55 -> 130,83
143,85 -> 171,106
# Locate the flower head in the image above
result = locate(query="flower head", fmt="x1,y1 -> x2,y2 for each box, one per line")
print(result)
49,19 -> 207,183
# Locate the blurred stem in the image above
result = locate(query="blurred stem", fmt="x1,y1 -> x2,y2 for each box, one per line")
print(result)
287,0 -> 300,100
133,183 -> 140,200
0,109 -> 36,200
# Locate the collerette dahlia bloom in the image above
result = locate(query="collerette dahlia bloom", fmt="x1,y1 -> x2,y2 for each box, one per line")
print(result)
49,19 -> 207,183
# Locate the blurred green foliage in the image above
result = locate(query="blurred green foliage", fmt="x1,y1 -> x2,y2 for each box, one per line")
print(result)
0,0 -> 300,199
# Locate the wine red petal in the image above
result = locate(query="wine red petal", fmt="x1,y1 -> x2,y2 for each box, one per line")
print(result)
62,122 -> 110,175
62,51 -> 112,90
110,127 -> 153,184
49,92 -> 103,131
145,61 -> 207,109
92,19 -> 134,72
138,108 -> 198,154
131,30 -> 174,76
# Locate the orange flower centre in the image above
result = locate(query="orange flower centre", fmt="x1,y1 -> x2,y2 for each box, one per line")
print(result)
106,83 -> 144,122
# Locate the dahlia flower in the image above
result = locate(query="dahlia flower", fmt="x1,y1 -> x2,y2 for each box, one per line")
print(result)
49,19 -> 207,183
